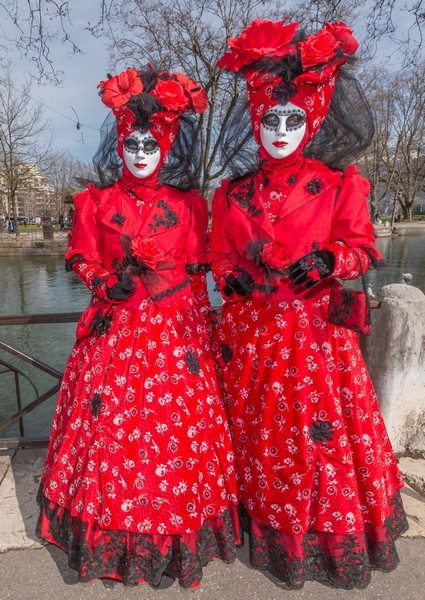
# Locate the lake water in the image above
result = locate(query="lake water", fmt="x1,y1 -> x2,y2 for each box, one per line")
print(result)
1,235 -> 425,439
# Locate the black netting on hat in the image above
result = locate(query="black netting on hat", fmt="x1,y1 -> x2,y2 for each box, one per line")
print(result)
160,112 -> 203,191
92,111 -> 121,187
217,65 -> 375,179
218,92 -> 259,181
92,110 -> 203,191
304,66 -> 375,170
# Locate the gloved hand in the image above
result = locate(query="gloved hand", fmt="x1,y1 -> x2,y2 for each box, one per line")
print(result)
288,250 -> 335,289
106,272 -> 136,300
223,269 -> 255,297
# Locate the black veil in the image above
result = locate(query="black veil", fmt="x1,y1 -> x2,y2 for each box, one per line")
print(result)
92,110 -> 203,192
218,64 -> 375,180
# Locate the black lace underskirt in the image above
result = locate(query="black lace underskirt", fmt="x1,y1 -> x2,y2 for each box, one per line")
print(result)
240,490 -> 408,590
36,488 -> 239,588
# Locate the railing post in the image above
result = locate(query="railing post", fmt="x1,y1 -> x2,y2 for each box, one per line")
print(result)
0,311 -> 81,449
14,370 -> 25,438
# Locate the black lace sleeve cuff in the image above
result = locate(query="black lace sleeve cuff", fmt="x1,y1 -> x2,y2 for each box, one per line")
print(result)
65,253 -> 85,272
360,246 -> 386,269
185,262 -> 209,275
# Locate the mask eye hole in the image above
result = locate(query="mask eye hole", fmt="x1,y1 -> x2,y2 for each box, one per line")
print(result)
261,113 -> 280,129
123,138 -> 139,153
286,114 -> 306,130
142,138 -> 160,154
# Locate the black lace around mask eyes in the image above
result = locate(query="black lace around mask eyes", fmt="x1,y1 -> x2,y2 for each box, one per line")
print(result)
123,136 -> 160,155
261,109 -> 306,132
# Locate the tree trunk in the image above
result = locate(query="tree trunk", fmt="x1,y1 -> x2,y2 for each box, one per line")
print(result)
369,185 -> 378,219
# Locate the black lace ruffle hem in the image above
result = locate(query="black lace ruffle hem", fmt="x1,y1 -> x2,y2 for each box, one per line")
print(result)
36,488 -> 239,589
240,490 -> 408,590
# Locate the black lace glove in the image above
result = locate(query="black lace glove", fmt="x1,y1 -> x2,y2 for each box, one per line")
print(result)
223,269 -> 255,297
106,272 -> 136,300
288,250 -> 335,289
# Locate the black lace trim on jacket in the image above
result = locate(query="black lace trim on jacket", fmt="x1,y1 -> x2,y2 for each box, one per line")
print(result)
228,177 -> 263,218
185,262 -> 208,275
36,489 -> 237,589
111,212 -> 126,226
360,245 -> 386,270
306,178 -> 323,194
240,490 -> 408,590
65,253 -> 85,272
150,278 -> 190,302
149,200 -> 180,232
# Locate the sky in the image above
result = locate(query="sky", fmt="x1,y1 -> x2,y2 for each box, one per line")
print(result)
1,4 -> 111,164
1,1 -> 421,166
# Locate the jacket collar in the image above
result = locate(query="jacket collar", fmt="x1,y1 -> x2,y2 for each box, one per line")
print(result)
97,182 -> 183,239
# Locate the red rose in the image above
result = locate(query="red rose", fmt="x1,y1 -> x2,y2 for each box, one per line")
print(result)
130,236 -> 165,270
218,19 -> 299,72
307,268 -> 321,282
174,72 -> 208,113
260,240 -> 293,270
300,30 -> 341,69
325,21 -> 359,55
151,78 -> 190,111
97,69 -> 143,109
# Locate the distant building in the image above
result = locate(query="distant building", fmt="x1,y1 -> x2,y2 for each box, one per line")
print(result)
0,163 -> 55,221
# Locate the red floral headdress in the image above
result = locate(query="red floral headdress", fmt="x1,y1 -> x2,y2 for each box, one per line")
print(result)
218,19 -> 359,144
97,66 -> 208,160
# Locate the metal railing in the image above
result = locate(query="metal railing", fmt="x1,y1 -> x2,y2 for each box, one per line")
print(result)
1,300 -> 380,450
0,312 -> 81,449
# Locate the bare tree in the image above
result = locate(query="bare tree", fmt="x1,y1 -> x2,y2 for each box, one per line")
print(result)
0,65 -> 60,236
362,60 -> 425,221
1,1 -> 423,84
366,0 -> 425,61
291,0 -> 364,32
0,0 -> 81,84
46,154 -> 95,218
387,62 -> 425,220
1,2 -> 423,206
85,0 -> 294,195
360,64 -> 397,218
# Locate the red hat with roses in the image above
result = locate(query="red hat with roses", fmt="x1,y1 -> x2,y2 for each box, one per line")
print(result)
218,19 -> 359,144
97,66 -> 208,160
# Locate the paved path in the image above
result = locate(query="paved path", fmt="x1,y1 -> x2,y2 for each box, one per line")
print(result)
1,538 -> 425,600
1,449 -> 425,599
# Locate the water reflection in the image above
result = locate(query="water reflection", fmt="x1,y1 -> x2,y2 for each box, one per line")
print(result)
0,256 -> 89,438
1,235 -> 424,438
369,235 -> 425,294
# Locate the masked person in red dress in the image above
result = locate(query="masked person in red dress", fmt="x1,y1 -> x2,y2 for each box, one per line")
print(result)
36,65 -> 240,589
210,19 -> 408,589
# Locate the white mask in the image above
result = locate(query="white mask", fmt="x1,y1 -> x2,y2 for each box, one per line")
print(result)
123,130 -> 161,178
260,102 -> 307,159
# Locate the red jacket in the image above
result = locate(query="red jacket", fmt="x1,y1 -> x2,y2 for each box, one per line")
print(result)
66,181 -> 209,309
210,159 -> 382,303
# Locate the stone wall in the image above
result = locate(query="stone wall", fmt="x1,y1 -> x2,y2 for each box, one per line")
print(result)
0,239 -> 67,256
361,284 -> 425,455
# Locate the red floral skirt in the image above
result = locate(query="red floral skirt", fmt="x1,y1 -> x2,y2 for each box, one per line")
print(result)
214,296 -> 408,588
37,293 -> 240,587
